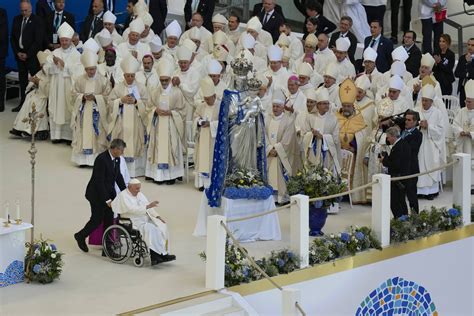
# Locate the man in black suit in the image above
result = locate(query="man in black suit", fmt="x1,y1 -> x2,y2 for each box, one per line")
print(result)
184,0 -> 215,32
329,16 -> 357,64
364,20 -> 393,73
253,0 -> 285,21
401,110 -> 422,214
402,30 -> 422,78
45,0 -> 75,50
390,0 -> 412,44
123,0 -> 138,31
454,38 -> 474,108
294,0 -> 331,36
258,0 -> 285,44
89,0 -> 115,14
381,126 -> 411,218
80,0 -> 104,43
74,139 -> 127,253
35,0 -> 55,21
0,8 -> 7,112
10,1 -> 44,112
149,0 -> 167,35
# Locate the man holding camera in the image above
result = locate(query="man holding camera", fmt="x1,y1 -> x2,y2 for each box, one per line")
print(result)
380,126 -> 411,218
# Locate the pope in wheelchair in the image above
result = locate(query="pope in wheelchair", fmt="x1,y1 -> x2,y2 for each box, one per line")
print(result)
108,178 -> 176,266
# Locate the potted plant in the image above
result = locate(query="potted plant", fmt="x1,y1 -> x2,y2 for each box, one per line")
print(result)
287,165 -> 346,236
25,238 -> 64,284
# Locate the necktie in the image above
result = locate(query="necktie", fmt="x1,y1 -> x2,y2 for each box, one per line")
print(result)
54,12 -> 61,31
19,17 -> 27,49
264,13 -> 270,24
370,38 -> 377,48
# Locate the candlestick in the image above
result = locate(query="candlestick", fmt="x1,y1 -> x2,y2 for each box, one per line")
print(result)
15,199 -> 21,222
4,201 -> 9,223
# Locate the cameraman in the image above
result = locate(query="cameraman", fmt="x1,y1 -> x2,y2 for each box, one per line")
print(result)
380,126 -> 411,218
401,110 -> 423,213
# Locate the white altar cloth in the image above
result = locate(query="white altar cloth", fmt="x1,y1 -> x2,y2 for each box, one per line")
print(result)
193,195 -> 281,242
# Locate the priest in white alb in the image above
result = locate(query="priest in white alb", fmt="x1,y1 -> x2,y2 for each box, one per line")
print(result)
112,179 -> 176,266
97,48 -> 122,89
117,18 -> 149,61
163,20 -> 182,62
358,47 -> 382,98
135,54 -> 159,96
316,63 -> 341,111
354,75 -> 376,131
331,37 -> 356,83
264,45 -> 291,95
94,11 -> 122,46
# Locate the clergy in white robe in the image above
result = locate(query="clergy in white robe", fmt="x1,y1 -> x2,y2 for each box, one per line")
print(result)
95,11 -> 123,46
313,33 -> 337,76
71,51 -> 111,166
122,12 -> 155,45
265,93 -> 302,204
354,75 -> 376,131
45,22 -> 82,142
149,35 -> 175,73
297,62 -> 315,93
373,75 -> 410,127
97,48 -> 123,89
195,59 -> 227,105
108,55 -> 149,177
377,61 -> 413,107
11,50 -> 51,140
280,24 -> 304,63
179,14 -> 213,54
235,17 -> 272,61
331,38 -> 356,83
210,30 -> 236,59
359,47 -> 383,98
239,35 -> 267,75
145,60 -> 186,184
117,18 -> 150,62
135,55 -> 159,96
163,20 -> 182,62
284,75 -> 307,116
414,85 -> 446,197
227,14 -> 243,46
193,77 -> 221,190
317,63 -> 341,111
264,45 -> 291,95
293,34 -> 317,73
96,29 -> 120,65
112,179 -> 175,265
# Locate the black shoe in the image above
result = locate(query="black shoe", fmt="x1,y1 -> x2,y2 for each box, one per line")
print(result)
145,176 -> 153,181
9,129 -> 23,137
79,165 -> 89,168
426,194 -> 435,200
63,140 -> 72,146
471,189 -> 474,195
198,186 -> 205,192
158,254 -> 176,262
36,131 -> 49,140
177,177 -> 183,181
154,180 -> 164,185
74,233 -> 89,252
11,105 -> 22,112
51,139 -> 61,144
151,257 -> 164,266
166,179 -> 176,185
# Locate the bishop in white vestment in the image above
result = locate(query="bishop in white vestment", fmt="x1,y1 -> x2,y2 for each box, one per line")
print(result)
117,18 -> 150,62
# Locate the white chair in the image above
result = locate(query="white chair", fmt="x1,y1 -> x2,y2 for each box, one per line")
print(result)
185,120 -> 195,183
340,149 -> 354,209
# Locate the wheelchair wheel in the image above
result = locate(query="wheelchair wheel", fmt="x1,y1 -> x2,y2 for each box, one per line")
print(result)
102,225 -> 132,264
133,255 -> 145,267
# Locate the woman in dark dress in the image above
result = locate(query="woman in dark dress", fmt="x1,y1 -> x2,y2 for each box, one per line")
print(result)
433,34 -> 455,95
302,16 -> 318,42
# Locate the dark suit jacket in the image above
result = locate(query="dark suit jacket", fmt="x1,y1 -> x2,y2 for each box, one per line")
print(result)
89,0 -> 116,14
85,151 -> 126,205
80,13 -> 104,42
0,8 -> 8,59
259,10 -> 285,44
454,54 -> 474,94
405,44 -> 421,78
252,3 -> 285,21
364,35 -> 393,73
149,0 -> 168,35
329,31 -> 358,64
433,49 -> 455,92
10,14 -> 44,60
45,11 -> 76,47
184,0 -> 215,33
402,128 -> 422,174
382,139 -> 411,177
314,15 -> 336,37
36,0 -> 55,20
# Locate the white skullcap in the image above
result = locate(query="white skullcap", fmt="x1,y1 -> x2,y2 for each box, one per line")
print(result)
189,27 -> 201,41
129,178 -> 141,184
200,76 -> 216,97
390,61 -> 406,77
355,75 -> 371,90
297,62 -> 313,77
241,33 -> 256,49
213,45 -> 229,61
335,37 -> 350,52
391,46 -> 409,62
389,75 -> 405,91
121,55 -> 141,73
247,16 -> 262,33
37,49 -> 51,66
305,89 -> 317,101
363,47 -> 377,62
324,62 -> 338,79
277,33 -> 290,47
83,38 -> 100,54
140,12 -> 153,26
465,79 -> 474,99
149,35 -> 163,52
129,18 -> 145,34
182,38 -> 197,53
177,45 -> 193,61
57,22 -> 74,39
305,33 -> 317,47
421,84 -> 435,100
81,50 -> 98,68
97,29 -> 112,47
267,45 -> 283,61
272,88 -> 286,105
213,30 -> 228,45
421,53 -> 435,70
212,13 -> 227,25
133,0 -> 148,16
157,59 -> 174,77
103,11 -> 116,24
207,59 -> 223,75
316,88 -> 330,103
166,20 -> 182,38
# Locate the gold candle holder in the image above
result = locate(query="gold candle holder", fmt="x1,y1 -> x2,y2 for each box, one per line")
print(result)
15,219 -> 22,225
3,220 -> 10,227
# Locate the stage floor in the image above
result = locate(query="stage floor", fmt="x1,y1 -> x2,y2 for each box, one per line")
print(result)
0,98 -> 460,315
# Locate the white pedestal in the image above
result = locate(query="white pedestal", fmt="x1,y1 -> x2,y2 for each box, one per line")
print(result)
0,220 -> 33,287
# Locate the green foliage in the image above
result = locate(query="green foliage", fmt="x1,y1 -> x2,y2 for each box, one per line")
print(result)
25,238 -> 64,284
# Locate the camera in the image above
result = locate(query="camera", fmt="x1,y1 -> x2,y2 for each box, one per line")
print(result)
378,151 -> 388,159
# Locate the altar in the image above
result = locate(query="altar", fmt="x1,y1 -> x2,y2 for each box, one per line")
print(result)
0,220 -> 33,287
193,195 -> 281,242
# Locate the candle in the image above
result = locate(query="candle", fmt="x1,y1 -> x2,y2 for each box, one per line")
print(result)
15,200 -> 20,220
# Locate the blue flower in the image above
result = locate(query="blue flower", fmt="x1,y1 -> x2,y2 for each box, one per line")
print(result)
399,215 -> 409,222
225,265 -> 232,274
448,208 -> 460,217
340,233 -> 350,242
287,251 -> 294,259
32,264 -> 41,274
277,259 -> 285,268
242,266 -> 250,277
355,232 -> 365,241
50,244 -> 57,251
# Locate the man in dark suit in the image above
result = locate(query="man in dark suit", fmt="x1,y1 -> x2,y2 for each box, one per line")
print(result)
45,0 -> 75,50
294,0 -> 332,36
35,0 -> 55,21
184,0 -> 215,33
149,0 -> 167,35
381,126 -> 411,218
74,139 -> 127,253
254,0 -> 285,20
258,0 -> 285,44
329,16 -> 357,64
454,38 -> 474,108
11,1 -> 44,112
403,30 -> 422,78
80,0 -> 104,43
89,0 -> 115,14
401,110 -> 422,214
123,0 -> 138,31
364,20 -> 393,73
0,8 -> 7,112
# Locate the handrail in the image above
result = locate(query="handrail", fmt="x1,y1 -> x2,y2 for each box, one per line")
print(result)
391,160 -> 458,181
226,201 -> 295,223
308,181 -> 377,203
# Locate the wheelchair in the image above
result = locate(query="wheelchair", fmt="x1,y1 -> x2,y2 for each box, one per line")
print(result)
102,217 -> 149,267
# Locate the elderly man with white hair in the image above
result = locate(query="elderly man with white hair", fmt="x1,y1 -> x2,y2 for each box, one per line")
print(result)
264,45 -> 291,95
354,75 -> 376,131
313,33 -> 337,76
195,59 -> 227,104
94,11 -> 122,46
358,47 -> 382,98
330,37 -> 356,83
117,18 -> 149,61
163,20 -> 182,61
149,35 -> 174,70
316,63 -> 341,111
112,178 -> 176,265
180,12 -> 213,53
236,16 -> 272,60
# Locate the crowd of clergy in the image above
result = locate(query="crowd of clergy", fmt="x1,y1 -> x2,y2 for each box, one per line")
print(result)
8,0 -> 474,211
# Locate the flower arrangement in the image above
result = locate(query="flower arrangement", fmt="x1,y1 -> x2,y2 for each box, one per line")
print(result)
390,206 -> 462,243
223,168 -> 273,200
287,165 -> 346,208
25,238 -> 64,284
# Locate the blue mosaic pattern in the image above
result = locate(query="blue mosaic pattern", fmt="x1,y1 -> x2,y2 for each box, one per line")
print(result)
0,260 -> 24,287
356,277 -> 438,316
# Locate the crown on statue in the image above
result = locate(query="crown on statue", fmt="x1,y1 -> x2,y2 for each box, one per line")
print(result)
231,50 -> 253,76
247,70 -> 262,91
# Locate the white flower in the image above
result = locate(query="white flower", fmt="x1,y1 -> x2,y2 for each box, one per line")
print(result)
330,234 -> 335,238
323,168 -> 329,173
338,233 -> 342,238
51,253 -> 56,259
34,249 -> 40,256
316,175 -> 322,181
423,222 -> 426,227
